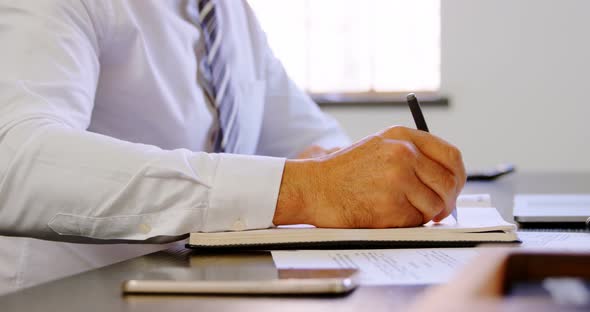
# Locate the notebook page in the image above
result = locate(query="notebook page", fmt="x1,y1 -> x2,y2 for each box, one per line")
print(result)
418,207 -> 515,233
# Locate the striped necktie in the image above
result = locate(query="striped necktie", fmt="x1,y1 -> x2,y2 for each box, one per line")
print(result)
197,0 -> 239,153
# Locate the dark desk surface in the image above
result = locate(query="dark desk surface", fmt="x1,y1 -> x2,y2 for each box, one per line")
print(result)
1,172 -> 589,311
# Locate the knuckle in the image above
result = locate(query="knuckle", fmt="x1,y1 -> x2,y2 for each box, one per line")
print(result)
389,141 -> 418,161
385,125 -> 409,138
387,164 -> 413,183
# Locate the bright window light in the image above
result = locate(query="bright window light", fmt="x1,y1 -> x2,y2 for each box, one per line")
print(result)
248,0 -> 441,94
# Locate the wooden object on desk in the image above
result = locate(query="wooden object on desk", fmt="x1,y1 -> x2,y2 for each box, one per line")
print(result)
409,248 -> 590,312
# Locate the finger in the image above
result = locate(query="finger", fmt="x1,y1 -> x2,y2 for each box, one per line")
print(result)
403,172 -> 446,224
413,133 -> 466,184
414,153 -> 460,220
380,127 -> 465,181
432,197 -> 457,222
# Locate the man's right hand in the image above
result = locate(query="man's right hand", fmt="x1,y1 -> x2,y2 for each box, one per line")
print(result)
272,126 -> 466,228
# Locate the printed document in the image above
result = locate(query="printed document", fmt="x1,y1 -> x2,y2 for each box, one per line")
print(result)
272,249 -> 479,285
518,231 -> 590,251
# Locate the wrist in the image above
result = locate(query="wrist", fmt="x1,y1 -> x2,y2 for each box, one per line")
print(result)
273,159 -> 320,226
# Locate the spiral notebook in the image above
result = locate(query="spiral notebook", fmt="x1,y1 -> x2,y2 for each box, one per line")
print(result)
187,205 -> 520,250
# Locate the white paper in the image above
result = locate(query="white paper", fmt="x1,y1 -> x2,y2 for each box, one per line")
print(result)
270,195 -> 588,286
272,249 -> 479,285
271,232 -> 590,286
420,207 -> 513,231
518,231 -> 590,251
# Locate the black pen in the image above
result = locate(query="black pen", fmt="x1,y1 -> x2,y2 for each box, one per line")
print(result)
406,93 -> 458,222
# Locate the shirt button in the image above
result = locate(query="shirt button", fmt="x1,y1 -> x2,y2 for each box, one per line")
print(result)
139,223 -> 152,234
231,220 -> 246,231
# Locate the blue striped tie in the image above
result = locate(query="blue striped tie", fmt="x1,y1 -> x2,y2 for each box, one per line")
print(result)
197,0 -> 239,153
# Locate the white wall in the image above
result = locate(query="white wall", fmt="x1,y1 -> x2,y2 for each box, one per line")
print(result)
323,0 -> 590,172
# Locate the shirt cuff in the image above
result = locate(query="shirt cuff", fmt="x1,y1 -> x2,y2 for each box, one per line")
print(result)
203,154 -> 286,232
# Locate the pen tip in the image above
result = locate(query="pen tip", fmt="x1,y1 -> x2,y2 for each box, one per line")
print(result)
406,93 -> 416,101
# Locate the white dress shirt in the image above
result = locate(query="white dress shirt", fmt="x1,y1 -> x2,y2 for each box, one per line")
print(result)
0,0 -> 349,294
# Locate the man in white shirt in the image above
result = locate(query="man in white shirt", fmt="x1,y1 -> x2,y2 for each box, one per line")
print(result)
0,0 -> 465,293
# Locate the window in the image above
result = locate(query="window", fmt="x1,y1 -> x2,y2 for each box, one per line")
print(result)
248,0 -> 441,98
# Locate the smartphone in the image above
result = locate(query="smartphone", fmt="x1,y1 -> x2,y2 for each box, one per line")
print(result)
122,267 -> 359,295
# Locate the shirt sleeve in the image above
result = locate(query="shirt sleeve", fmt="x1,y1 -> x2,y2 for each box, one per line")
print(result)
0,1 -> 282,243
241,3 -> 352,158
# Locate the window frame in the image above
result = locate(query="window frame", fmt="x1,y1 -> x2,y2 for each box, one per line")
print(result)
312,91 -> 448,107
248,0 -> 446,107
